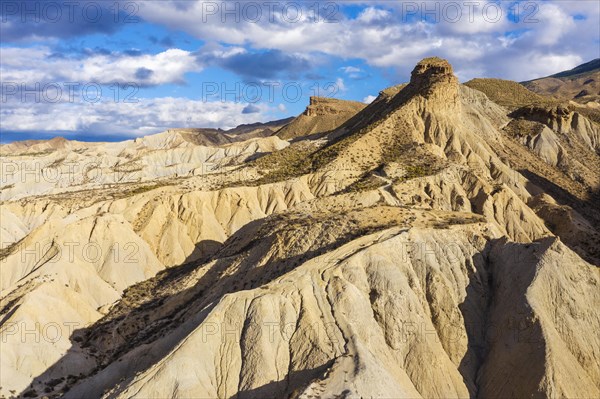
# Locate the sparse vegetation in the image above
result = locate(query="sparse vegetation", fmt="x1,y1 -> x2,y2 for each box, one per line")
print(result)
403,165 -> 429,180
465,78 -> 556,108
47,156 -> 66,168
502,119 -> 545,138
113,162 -> 144,173
127,184 -> 164,196
343,174 -> 385,193
0,150 -> 51,157
252,141 -> 317,183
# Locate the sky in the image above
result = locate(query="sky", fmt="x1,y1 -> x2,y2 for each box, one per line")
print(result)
1,0 -> 599,142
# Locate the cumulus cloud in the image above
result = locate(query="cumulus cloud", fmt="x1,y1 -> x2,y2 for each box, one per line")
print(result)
217,49 -> 311,80
0,96 -> 273,136
480,51 -> 583,82
0,46 -> 202,86
532,3 -> 576,46
242,104 -> 260,114
356,7 -> 392,23
0,0 -> 136,42
335,78 -> 346,93
362,95 -> 377,104
4,1 -> 596,85
136,0 -> 599,81
2,0 -> 598,141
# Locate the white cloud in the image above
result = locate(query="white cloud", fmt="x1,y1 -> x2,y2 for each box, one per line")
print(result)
5,2 -> 588,89
2,0 -> 597,143
341,66 -> 362,74
201,43 -> 247,59
134,0 -> 599,82
437,1 -> 509,35
340,66 -> 368,80
532,3 -> 576,46
0,46 -> 202,86
357,7 -> 391,23
0,96 -> 273,136
4,1 -> 595,86
362,95 -> 377,104
492,52 -> 583,81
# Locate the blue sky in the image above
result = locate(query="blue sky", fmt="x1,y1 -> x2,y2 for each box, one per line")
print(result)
1,0 -> 599,142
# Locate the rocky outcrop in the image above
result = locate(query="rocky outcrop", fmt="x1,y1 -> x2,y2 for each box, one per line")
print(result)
303,97 -> 346,117
409,57 -> 459,101
511,105 -> 600,152
276,97 -> 366,140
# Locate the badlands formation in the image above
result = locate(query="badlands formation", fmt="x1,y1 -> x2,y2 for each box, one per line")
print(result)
1,58 -> 599,398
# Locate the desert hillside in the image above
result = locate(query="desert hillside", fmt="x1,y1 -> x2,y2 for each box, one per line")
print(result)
522,59 -> 600,107
1,58 -> 599,399
276,97 -> 367,140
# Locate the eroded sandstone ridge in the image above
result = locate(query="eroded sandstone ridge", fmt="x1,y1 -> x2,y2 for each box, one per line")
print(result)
1,58 -> 599,399
276,97 -> 366,139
